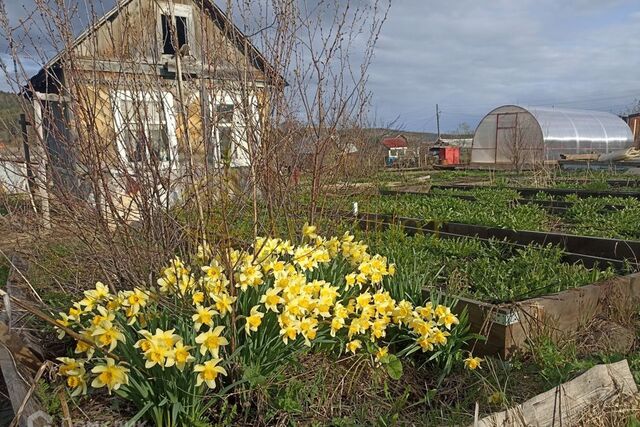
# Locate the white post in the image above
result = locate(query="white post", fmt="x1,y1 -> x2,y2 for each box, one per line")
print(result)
32,96 -> 51,230
352,201 -> 358,216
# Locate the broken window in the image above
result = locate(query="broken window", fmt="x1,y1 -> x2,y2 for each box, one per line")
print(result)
161,13 -> 189,55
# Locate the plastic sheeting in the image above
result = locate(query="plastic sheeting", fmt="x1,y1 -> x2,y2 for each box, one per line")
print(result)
471,105 -> 634,163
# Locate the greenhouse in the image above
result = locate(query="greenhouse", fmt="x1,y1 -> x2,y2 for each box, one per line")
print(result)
471,105 -> 634,164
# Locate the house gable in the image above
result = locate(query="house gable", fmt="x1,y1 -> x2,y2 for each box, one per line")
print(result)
29,0 -> 283,91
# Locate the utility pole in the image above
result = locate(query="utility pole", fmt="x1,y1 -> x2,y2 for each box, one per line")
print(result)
436,104 -> 441,141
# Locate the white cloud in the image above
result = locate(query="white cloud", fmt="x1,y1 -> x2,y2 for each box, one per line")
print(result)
369,0 -> 640,131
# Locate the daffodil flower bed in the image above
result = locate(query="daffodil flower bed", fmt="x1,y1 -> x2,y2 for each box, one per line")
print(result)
54,226 -> 466,425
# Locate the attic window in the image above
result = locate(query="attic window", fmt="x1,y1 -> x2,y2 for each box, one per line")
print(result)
161,13 -> 189,55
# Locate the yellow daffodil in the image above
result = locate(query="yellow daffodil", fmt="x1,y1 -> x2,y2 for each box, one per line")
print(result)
196,242 -> 212,262
278,314 -> 299,344
151,328 -> 181,349
437,306 -> 460,330
299,316 -> 318,345
276,240 -> 295,255
345,273 -> 357,289
431,329 -> 450,346
244,306 -> 264,335
302,223 -> 317,239
66,374 -> 88,396
260,287 -> 284,312
213,293 -> 236,317
392,300 -> 414,326
84,281 -> 111,301
356,292 -> 372,310
346,339 -> 362,354
464,356 -> 483,370
91,306 -> 115,327
194,358 -> 227,389
375,346 -> 389,362
201,258 -> 223,277
91,358 -> 129,394
143,343 -> 170,369
371,318 -> 389,339
192,291 -> 205,306
57,357 -> 84,377
134,333 -> 152,352
236,263 -> 264,291
195,326 -> 228,358
56,314 -> 72,339
121,288 -> 149,320
417,336 -> 435,352
173,341 -> 195,371
330,317 -> 345,337
91,321 -> 125,352
192,305 -> 218,331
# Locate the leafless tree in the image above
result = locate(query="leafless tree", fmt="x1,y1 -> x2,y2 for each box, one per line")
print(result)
0,0 -> 390,292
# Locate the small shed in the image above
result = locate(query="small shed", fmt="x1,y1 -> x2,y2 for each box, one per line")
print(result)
382,135 -> 408,166
471,105 -> 634,165
432,146 -> 460,165
625,113 -> 640,147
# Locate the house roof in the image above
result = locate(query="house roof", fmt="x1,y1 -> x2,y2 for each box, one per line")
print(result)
27,0 -> 285,92
382,136 -> 408,149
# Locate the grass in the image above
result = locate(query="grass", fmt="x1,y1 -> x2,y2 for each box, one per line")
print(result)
8,173 -> 640,425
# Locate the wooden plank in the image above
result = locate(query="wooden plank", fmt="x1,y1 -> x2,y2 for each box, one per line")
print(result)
0,323 -> 48,427
0,255 -> 48,426
475,360 -> 638,426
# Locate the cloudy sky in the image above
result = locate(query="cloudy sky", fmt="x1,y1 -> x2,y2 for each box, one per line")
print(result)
370,0 -> 640,132
2,0 -> 640,132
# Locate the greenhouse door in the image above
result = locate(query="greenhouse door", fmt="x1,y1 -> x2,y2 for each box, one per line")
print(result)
495,112 -> 518,164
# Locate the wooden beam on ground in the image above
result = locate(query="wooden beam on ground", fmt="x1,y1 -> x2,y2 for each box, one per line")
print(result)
474,360 -> 638,426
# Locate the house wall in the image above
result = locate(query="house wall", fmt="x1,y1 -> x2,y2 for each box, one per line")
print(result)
59,0 -> 269,172
73,0 -> 261,78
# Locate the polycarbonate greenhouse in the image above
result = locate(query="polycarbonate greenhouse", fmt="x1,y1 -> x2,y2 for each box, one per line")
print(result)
471,105 -> 634,164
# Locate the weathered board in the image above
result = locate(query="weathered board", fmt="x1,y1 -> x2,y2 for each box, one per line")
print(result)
474,360 -> 638,426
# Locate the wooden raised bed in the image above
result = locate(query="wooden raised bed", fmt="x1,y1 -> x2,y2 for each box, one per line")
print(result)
341,211 -> 640,357
430,183 -> 640,199
447,272 -> 640,358
380,188 -> 628,214
351,211 -> 640,271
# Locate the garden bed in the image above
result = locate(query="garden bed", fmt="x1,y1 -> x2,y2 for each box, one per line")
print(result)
431,184 -> 640,199
446,272 -> 640,358
353,219 -> 640,358
352,211 -> 640,271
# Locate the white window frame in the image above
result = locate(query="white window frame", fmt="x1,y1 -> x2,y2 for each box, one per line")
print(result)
112,89 -> 179,172
156,3 -> 196,61
207,92 -> 237,167
206,90 -> 260,168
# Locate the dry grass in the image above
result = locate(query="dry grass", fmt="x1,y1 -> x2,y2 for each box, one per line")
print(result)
576,393 -> 640,426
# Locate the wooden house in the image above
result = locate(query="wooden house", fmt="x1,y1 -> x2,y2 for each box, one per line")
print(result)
25,0 -> 284,209
381,135 -> 408,166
